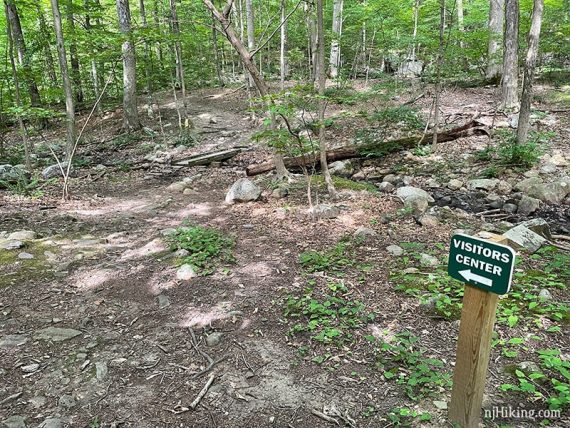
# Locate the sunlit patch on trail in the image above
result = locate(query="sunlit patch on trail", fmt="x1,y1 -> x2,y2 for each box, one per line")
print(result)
121,238 -> 166,260
71,268 -> 116,290
179,301 -> 237,327
147,270 -> 178,294
168,203 -> 213,219
236,261 -> 274,278
71,198 -> 155,216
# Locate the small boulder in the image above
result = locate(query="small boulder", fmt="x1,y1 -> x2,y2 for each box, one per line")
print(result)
396,186 -> 434,215
308,204 -> 340,220
2,415 -> 26,428
206,332 -> 222,347
0,240 -> 24,250
382,174 -> 400,184
8,230 -> 36,241
517,195 -> 540,216
225,178 -> 261,203
42,163 -> 69,180
504,223 -> 548,253
448,179 -> 463,190
419,214 -> 439,227
34,327 -> 82,342
376,182 -> 395,193
354,227 -> 377,240
497,180 -> 513,195
503,203 -> 518,214
386,245 -> 404,256
538,289 -> 552,301
420,253 -> 439,267
467,179 -> 499,192
329,160 -> 354,177
176,264 -> 197,281
271,186 -> 289,199
0,164 -> 27,184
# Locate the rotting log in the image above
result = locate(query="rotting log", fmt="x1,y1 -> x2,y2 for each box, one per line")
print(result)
246,120 -> 488,176
174,147 -> 247,167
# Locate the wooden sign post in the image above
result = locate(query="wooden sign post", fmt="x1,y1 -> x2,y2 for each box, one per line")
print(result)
448,234 -> 516,428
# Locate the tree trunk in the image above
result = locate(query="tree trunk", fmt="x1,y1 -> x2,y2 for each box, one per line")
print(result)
116,0 -> 141,131
203,0 -> 288,178
245,0 -> 255,87
36,1 -> 58,85
432,0 -> 445,148
5,0 -> 41,107
85,0 -> 102,114
501,0 -> 519,110
317,0 -> 336,198
411,0 -> 421,60
139,0 -> 153,96
280,0 -> 287,90
246,120 -> 488,176
66,0 -> 84,104
5,1 -> 31,170
50,0 -> 77,159
329,0 -> 343,78
486,0 -> 504,80
306,2 -> 317,81
516,0 -> 544,145
211,11 -> 224,86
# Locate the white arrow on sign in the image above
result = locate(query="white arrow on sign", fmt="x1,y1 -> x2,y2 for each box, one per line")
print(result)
459,269 -> 493,287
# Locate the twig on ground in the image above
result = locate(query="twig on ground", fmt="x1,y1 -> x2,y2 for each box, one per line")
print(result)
190,374 -> 215,410
311,409 -> 340,425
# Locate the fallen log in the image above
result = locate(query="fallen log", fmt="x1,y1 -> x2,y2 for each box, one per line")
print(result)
174,147 -> 247,167
246,120 -> 488,176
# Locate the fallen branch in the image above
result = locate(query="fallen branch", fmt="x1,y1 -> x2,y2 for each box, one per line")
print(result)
190,374 -> 215,410
174,147 -> 246,167
311,409 -> 340,426
246,120 -> 488,176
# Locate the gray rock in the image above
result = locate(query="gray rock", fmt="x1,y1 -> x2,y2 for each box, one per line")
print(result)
448,179 -> 463,190
167,182 -> 187,193
509,113 -> 519,129
225,178 -> 261,203
541,179 -> 570,204
17,253 -> 34,260
176,264 -> 197,281
382,174 -> 400,184
174,249 -> 189,258
21,363 -> 39,373
467,179 -> 499,192
420,253 -> 440,267
95,361 -> 108,380
386,245 -> 404,256
503,203 -> 518,214
0,334 -> 28,349
7,231 -> 36,241
515,177 -> 543,193
396,186 -> 435,204
520,218 -> 552,239
329,160 -> 354,177
540,163 -> 557,174
271,186 -> 289,199
419,214 -> 439,227
376,182 -> 395,193
397,59 -> 424,77
0,240 -> 24,250
205,332 -> 222,347
157,295 -> 171,309
0,164 -> 27,183
504,224 -> 547,253
548,153 -> 567,167
2,415 -> 26,428
42,163 -> 68,180
539,289 -> 552,300
354,227 -> 377,239
308,204 -> 340,219
426,179 -> 440,188
34,327 -> 82,342
517,196 -> 540,216
518,361 -> 540,373
160,228 -> 177,237
58,394 -> 76,409
38,418 -> 62,428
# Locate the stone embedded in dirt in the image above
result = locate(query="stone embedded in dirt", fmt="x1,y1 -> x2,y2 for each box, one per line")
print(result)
34,327 -> 82,342
18,252 -> 34,260
517,195 -> 541,216
420,253 -> 440,267
515,176 -> 543,193
376,182 -> 395,193
467,179 -> 499,192
206,332 -> 222,347
308,204 -> 340,220
518,361 -> 540,373
157,295 -> 171,309
42,163 -> 69,180
419,214 -> 439,227
174,249 -> 190,258
540,163 -> 557,174
21,363 -> 40,373
0,334 -> 28,349
225,178 -> 262,203
167,181 -> 187,193
496,180 -> 513,195
8,230 -> 36,241
58,394 -> 76,409
382,174 -> 400,184
38,418 -> 63,428
504,224 -> 547,253
539,289 -> 553,301
548,153 -> 568,167
0,240 -> 24,250
485,194 -> 504,209
396,186 -> 434,215
329,160 -> 354,177
95,362 -> 108,380
503,203 -> 518,214
447,179 -> 463,191
516,176 -> 569,204
426,178 -> 440,188
1,415 -> 26,428
433,400 -> 448,410
386,245 -> 404,256
0,164 -> 27,184
271,186 -> 289,199
160,228 -> 177,237
176,264 -> 197,281
354,226 -> 377,240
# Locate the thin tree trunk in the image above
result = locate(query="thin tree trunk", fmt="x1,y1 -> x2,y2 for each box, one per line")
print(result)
411,0 -> 420,60
211,12 -> 224,86
245,0 -> 255,87
66,0 -> 84,104
116,0 -> 141,131
306,2 -> 317,81
457,0 -> 465,48
516,0 -> 544,145
5,2 -> 31,170
486,0 -> 505,81
329,0 -> 343,79
317,0 -> 336,198
169,0 -> 190,128
36,1 -> 58,85
50,0 -> 77,159
140,0 -> 153,96
280,0 -> 287,90
5,0 -> 41,107
85,0 -> 102,115
501,0 -> 519,110
432,0 -> 445,148
203,0 -> 288,179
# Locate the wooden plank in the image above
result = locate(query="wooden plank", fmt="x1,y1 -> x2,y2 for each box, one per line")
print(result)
174,148 -> 245,167
449,236 -> 508,428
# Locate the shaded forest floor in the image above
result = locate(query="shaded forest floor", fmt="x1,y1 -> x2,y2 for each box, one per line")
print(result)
1,79 -> 569,428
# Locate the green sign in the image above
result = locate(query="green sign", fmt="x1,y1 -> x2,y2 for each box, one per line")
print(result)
448,234 -> 516,295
